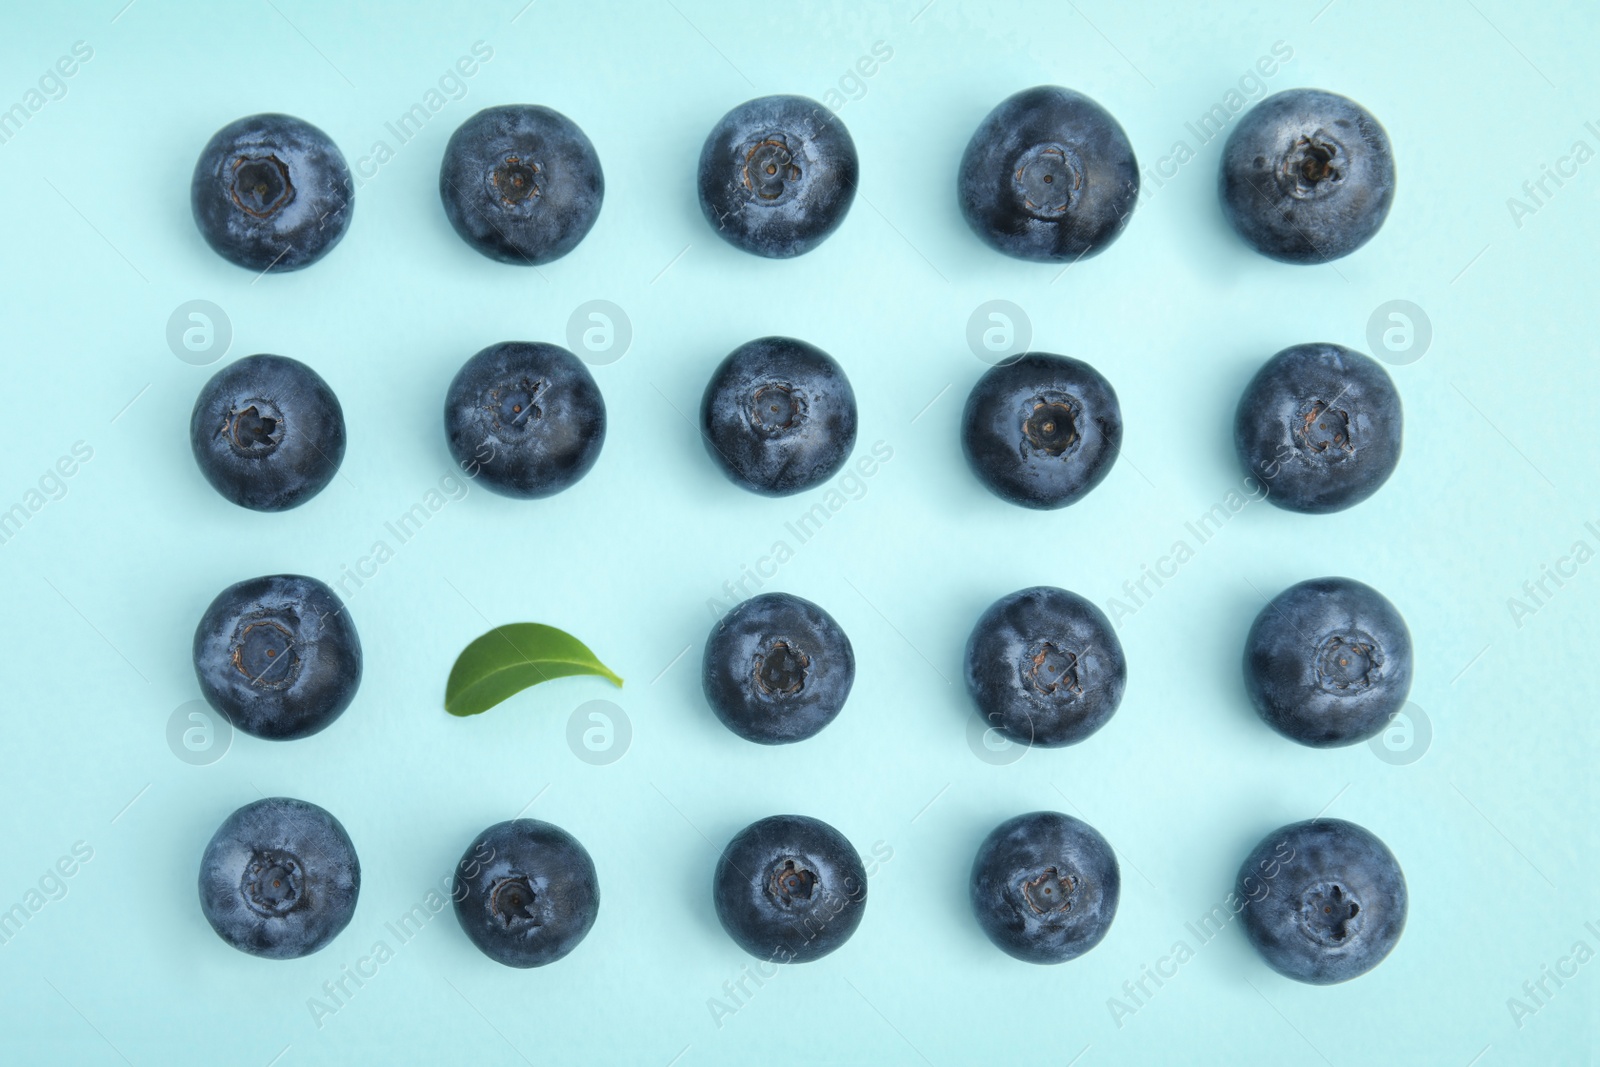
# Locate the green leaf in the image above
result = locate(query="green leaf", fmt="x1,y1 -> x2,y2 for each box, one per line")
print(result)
445,623 -> 623,717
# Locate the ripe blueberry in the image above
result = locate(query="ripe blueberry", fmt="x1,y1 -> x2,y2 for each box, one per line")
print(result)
958,86 -> 1139,262
444,341 -> 606,499
698,95 -> 858,258
453,819 -> 600,968
1244,577 -> 1412,747
198,797 -> 360,959
440,105 -> 604,265
191,113 -> 352,272
713,815 -> 867,963
190,354 -> 346,512
1237,818 -> 1407,983
1234,342 -> 1402,513
700,336 -> 857,496
193,574 -> 362,741
1219,89 -> 1395,264
970,811 -> 1120,963
703,593 -> 854,745
965,586 -> 1126,748
962,353 -> 1121,510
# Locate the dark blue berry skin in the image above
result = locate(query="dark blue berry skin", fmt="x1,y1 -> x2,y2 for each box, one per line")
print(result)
190,354 -> 346,512
962,353 -> 1121,510
1244,577 -> 1412,747
439,105 -> 604,265
965,587 -> 1126,748
191,114 -> 352,273
1234,343 -> 1402,514
698,95 -> 858,259
700,337 -> 857,496
1237,818 -> 1407,984
1219,89 -> 1395,264
958,86 -> 1138,263
194,575 -> 362,741
970,811 -> 1119,964
453,819 -> 599,968
703,593 -> 854,745
199,797 -> 360,959
444,341 -> 606,499
714,815 -> 867,964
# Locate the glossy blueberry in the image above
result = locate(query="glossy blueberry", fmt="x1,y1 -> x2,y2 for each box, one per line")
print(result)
958,86 -> 1138,262
962,353 -> 1121,510
440,105 -> 604,265
194,574 -> 362,741
713,815 -> 866,963
966,587 -> 1125,748
698,95 -> 858,258
453,819 -> 600,968
1237,818 -> 1407,984
1220,89 -> 1395,264
191,114 -> 352,272
970,811 -> 1119,964
700,336 -> 857,496
1235,342 -> 1402,514
1244,577 -> 1412,747
703,593 -> 854,745
198,797 -> 360,959
444,341 -> 606,499
190,354 -> 346,512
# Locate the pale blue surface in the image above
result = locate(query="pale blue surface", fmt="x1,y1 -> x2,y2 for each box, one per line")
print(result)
0,1 -> 1595,1064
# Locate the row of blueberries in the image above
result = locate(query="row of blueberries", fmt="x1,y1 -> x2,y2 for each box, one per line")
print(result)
201,799 -> 1406,983
193,337 -> 1402,514
193,86 -> 1393,274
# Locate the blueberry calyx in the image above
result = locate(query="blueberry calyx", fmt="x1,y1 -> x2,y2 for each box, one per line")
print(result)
489,378 -> 545,431
1021,397 -> 1080,456
1014,144 -> 1081,218
231,616 -> 301,689
1025,642 -> 1081,696
492,155 -> 541,206
1294,399 -> 1352,457
1279,134 -> 1345,200
220,399 -> 285,458
1023,867 -> 1076,915
743,137 -> 802,203
1299,882 -> 1363,945
767,858 -> 818,906
1315,632 -> 1381,693
242,850 -> 306,917
754,640 -> 809,696
490,876 -> 541,926
230,155 -> 295,218
749,383 -> 805,435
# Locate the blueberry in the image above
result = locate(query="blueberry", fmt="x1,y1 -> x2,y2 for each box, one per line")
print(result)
191,113 -> 352,272
958,86 -> 1138,263
1244,577 -> 1412,747
713,815 -> 867,963
194,574 -> 362,741
453,819 -> 599,968
700,336 -> 857,496
1219,89 -> 1395,264
1237,818 -> 1407,983
965,587 -> 1126,748
444,341 -> 606,499
439,105 -> 604,265
1234,342 -> 1402,514
703,593 -> 854,745
970,811 -> 1119,964
190,354 -> 346,512
198,797 -> 360,959
961,353 -> 1121,510
697,95 -> 858,258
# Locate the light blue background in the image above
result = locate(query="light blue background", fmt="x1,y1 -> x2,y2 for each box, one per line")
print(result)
0,0 -> 1594,1063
